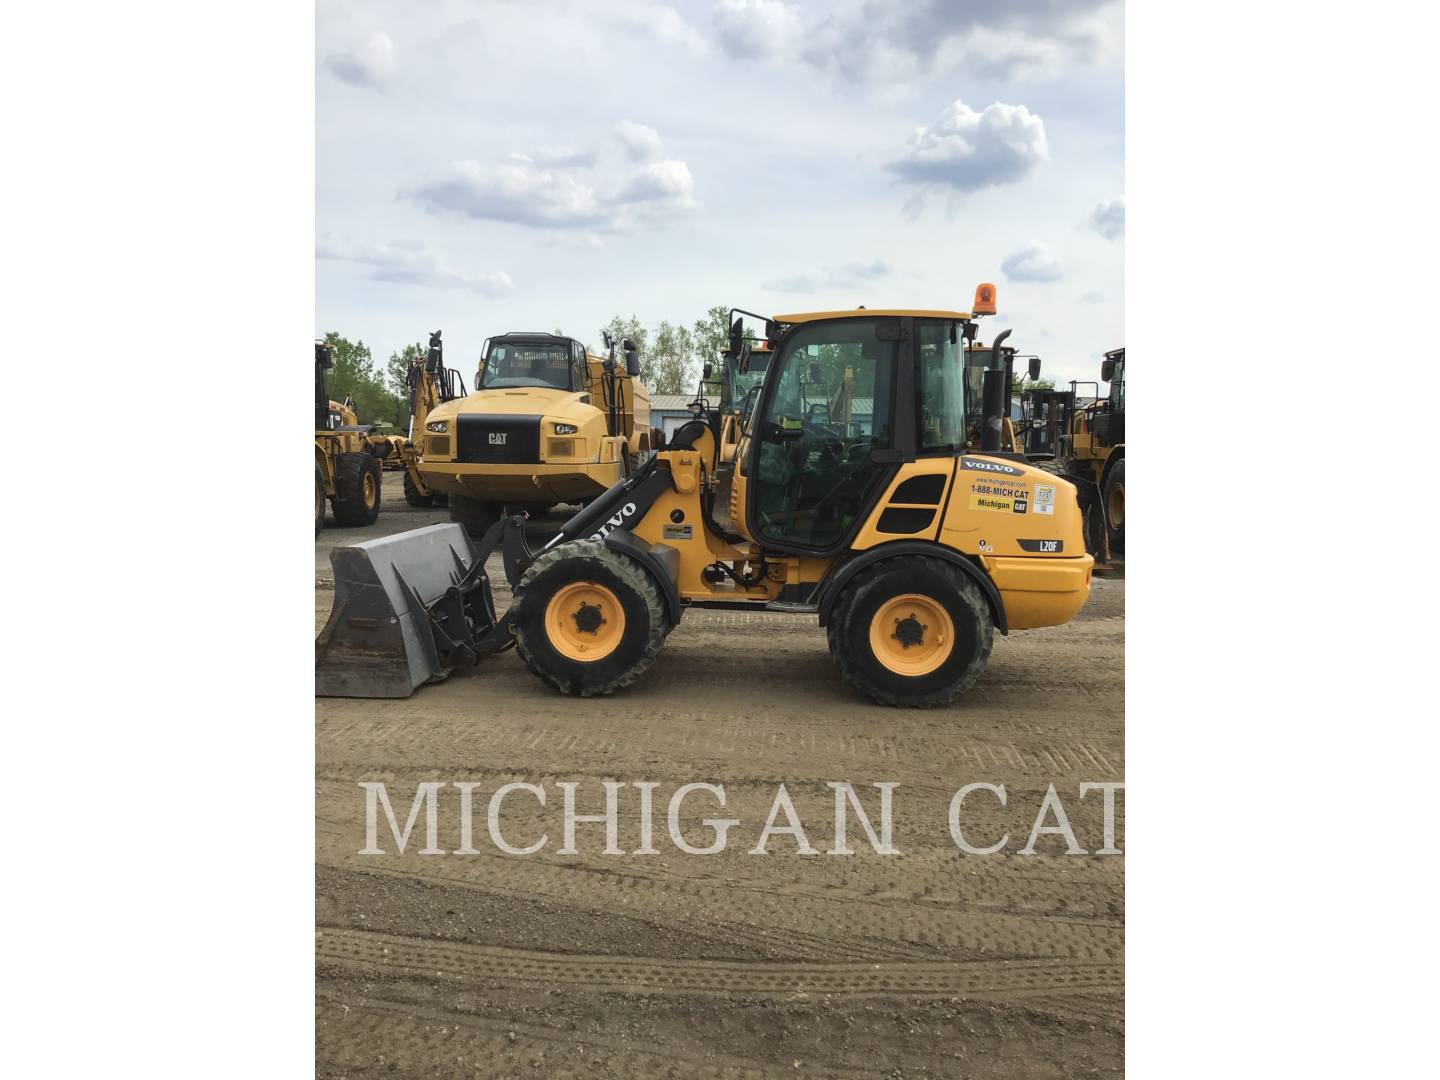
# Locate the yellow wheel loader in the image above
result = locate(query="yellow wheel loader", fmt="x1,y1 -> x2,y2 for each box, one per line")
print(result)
413,331 -> 656,537
315,342 -> 385,533
316,285 -> 1093,706
1062,347 -> 1125,562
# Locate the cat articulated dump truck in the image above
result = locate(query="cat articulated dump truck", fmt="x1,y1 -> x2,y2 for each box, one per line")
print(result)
413,331 -> 655,538
316,285 -> 1094,707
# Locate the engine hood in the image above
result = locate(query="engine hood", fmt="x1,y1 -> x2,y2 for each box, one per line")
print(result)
429,387 -> 600,423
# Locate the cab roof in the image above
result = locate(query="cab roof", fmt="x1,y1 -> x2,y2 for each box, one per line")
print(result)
774,308 -> 975,324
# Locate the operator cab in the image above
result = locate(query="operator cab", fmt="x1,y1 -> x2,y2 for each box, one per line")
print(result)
743,297 -> 998,555
478,334 -> 588,392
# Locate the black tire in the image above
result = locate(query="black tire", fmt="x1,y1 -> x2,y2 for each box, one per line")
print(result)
827,556 -> 993,708
1103,458 -> 1125,554
1082,493 -> 1107,559
403,471 -> 435,508
448,493 -> 501,537
433,493 -> 449,508
315,464 -> 326,535
331,452 -> 382,526
513,539 -> 668,697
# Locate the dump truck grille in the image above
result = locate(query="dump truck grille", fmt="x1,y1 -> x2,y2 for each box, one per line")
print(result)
455,414 -> 541,464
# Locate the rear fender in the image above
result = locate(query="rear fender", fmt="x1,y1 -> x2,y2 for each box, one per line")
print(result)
815,541 -> 1008,635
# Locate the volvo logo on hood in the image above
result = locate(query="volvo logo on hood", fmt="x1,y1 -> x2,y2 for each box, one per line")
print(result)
960,457 -> 1024,477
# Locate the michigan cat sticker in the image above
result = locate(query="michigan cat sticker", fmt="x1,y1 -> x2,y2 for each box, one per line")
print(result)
970,479 -> 1029,514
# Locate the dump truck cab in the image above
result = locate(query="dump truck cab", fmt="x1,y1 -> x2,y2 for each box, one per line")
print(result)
415,332 -> 654,534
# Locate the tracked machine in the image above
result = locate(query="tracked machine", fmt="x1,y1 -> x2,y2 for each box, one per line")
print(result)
317,285 -> 1094,707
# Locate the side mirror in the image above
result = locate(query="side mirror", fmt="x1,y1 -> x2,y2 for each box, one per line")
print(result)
729,316 -> 744,357
1028,356 -> 1042,381
1100,358 -> 1116,383
623,338 -> 640,377
702,362 -> 713,380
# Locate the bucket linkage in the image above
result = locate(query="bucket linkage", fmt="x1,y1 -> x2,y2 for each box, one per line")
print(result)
316,454 -> 673,699
316,519 -> 516,698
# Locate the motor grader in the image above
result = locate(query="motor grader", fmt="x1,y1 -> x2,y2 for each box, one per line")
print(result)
413,331 -> 656,538
315,341 -> 385,533
317,284 -> 1094,707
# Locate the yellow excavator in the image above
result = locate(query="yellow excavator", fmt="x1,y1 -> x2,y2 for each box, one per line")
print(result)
317,284 -> 1093,707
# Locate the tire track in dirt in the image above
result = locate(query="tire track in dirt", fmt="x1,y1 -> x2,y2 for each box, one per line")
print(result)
317,926 -> 1123,1001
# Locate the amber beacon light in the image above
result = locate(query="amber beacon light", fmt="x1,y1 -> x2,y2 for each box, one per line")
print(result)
972,282 -> 997,316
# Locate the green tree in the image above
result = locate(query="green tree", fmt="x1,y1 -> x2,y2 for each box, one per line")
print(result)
1012,377 -> 1056,393
649,320 -> 697,395
385,342 -> 424,400
691,304 -> 731,369
322,331 -> 405,429
597,315 -> 650,382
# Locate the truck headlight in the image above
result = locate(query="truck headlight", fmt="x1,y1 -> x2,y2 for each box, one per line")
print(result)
554,423 -> 578,435
425,420 -> 448,433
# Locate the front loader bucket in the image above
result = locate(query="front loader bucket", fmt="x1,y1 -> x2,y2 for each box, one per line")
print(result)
316,522 -> 510,698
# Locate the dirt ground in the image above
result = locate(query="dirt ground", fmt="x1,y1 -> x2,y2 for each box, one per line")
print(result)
317,470 -> 1124,1078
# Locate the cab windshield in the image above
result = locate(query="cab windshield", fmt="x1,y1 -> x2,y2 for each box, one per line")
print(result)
480,343 -> 574,391
726,349 -> 770,413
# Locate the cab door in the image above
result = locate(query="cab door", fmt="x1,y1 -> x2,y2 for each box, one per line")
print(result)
745,316 -> 905,553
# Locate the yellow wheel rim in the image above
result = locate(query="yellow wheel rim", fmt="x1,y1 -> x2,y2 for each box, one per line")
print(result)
544,582 -> 626,662
363,470 -> 378,508
1107,482 -> 1124,527
869,593 -> 955,677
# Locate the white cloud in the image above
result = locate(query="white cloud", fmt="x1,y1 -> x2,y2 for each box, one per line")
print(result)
761,259 -> 891,294
405,134 -> 699,232
608,3 -> 709,52
1089,196 -> 1124,240
713,0 -> 802,59
317,236 -> 513,295
325,31 -> 397,90
1001,242 -> 1063,282
530,146 -> 598,168
889,101 -> 1048,193
719,0 -> 1119,83
615,121 -> 664,163
614,160 -> 697,208
406,157 -> 606,229
1079,289 -> 1106,303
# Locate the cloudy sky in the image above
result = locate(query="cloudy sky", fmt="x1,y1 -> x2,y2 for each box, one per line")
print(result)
318,0 -> 1123,385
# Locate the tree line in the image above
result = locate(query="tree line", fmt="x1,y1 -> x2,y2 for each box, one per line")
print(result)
318,306 -> 732,428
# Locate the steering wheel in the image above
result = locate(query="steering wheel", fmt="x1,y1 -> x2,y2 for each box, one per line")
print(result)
802,420 -> 845,463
